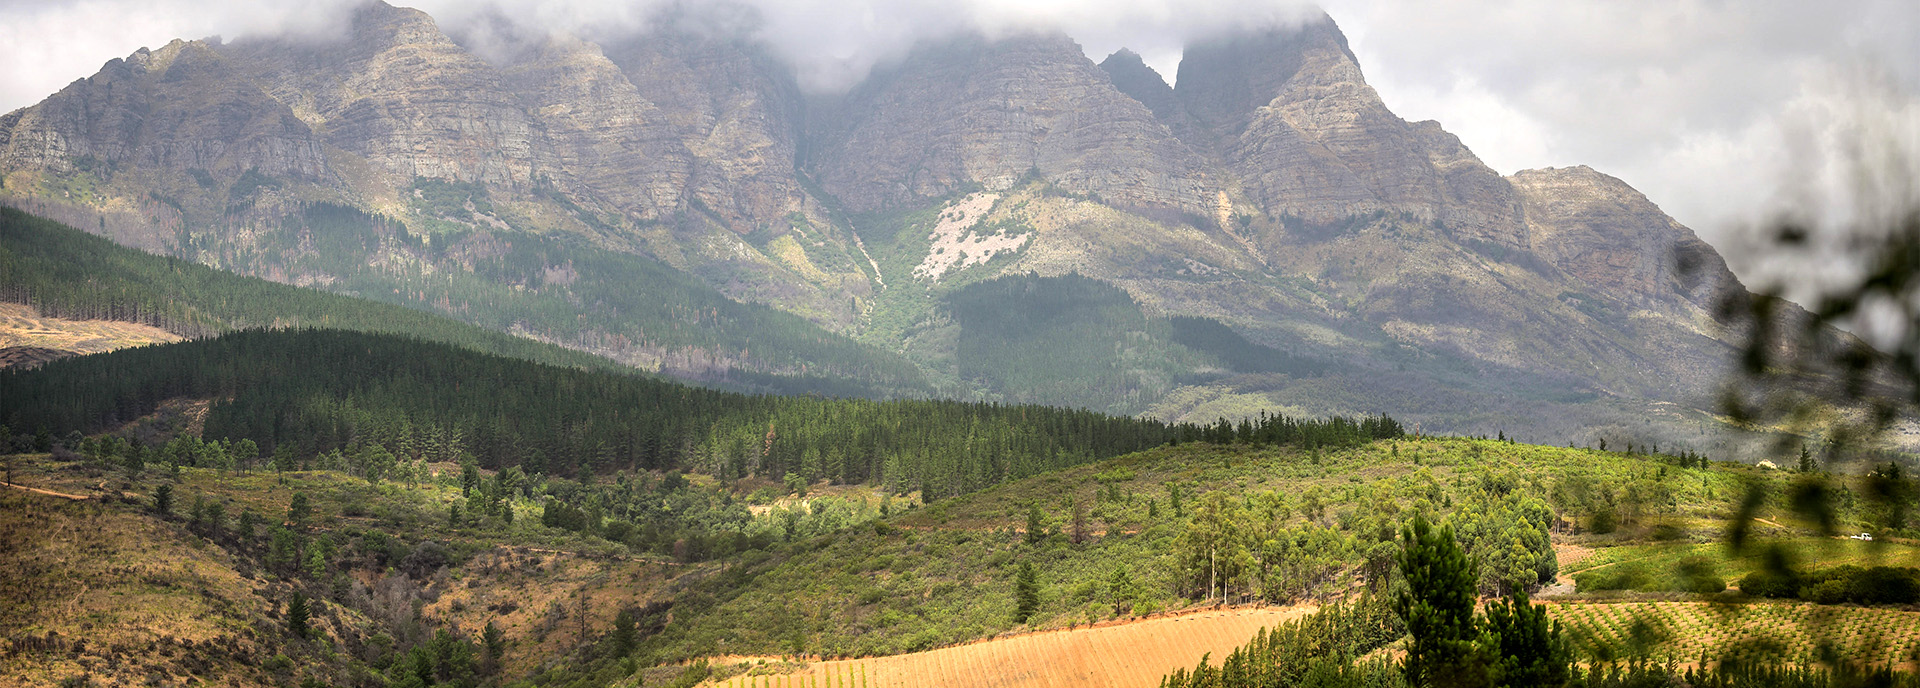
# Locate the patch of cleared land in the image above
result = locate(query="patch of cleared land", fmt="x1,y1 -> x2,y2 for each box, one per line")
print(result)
914,193 -> 1029,282
708,605 -> 1312,688
0,302 -> 182,357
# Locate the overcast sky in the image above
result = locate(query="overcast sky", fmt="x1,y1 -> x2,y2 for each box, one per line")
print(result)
2,0 -> 1915,288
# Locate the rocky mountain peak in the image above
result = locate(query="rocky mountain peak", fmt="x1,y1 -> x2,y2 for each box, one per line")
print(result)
1510,165 -> 1740,308
1174,14 -> 1354,142
810,32 -> 1211,214
1097,48 -> 1182,125
218,0 -> 537,186
345,0 -> 448,48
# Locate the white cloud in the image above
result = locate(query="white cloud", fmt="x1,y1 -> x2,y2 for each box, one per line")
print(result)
1327,0 -> 1920,260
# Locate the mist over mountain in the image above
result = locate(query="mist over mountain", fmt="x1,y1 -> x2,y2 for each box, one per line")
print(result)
0,0 -> 1800,450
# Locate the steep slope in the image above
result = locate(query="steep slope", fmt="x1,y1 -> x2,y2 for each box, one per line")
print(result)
0,3 -> 917,392
0,3 -> 1796,444
1510,165 -> 1739,310
809,33 -> 1214,216
0,206 -> 928,396
0,207 -> 614,370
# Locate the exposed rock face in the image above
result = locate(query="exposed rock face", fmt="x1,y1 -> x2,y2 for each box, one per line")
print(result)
218,2 -> 536,186
810,33 -> 1212,215
0,40 -> 327,179
1174,17 -> 1528,249
1511,165 -> 1739,308
1097,49 -> 1181,124
499,35 -> 681,221
0,3 -> 1779,439
597,32 -> 811,231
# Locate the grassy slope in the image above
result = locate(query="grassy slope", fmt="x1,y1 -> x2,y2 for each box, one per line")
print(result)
0,302 -> 183,355
0,207 -> 619,372
0,452 -> 691,688
5,435 -> 1914,687
640,437 -> 1919,663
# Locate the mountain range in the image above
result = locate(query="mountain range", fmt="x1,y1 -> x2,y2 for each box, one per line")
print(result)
0,2 -> 1754,447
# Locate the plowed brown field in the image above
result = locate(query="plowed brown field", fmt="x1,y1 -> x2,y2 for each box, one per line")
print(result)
710,605 -> 1314,688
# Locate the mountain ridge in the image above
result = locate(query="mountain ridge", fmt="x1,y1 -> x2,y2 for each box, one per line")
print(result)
0,2 -> 1773,446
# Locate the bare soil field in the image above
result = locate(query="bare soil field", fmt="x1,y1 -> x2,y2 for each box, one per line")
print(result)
708,605 -> 1314,688
0,302 -> 181,361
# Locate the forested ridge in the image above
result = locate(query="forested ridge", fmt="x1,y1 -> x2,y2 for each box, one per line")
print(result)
0,206 -> 613,370
0,205 -> 932,397
946,273 -> 1332,415
0,328 -> 1172,497
252,201 -> 932,395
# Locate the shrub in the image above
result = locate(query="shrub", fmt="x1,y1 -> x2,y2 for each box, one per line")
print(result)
1738,569 -> 1800,598
1588,508 -> 1618,534
1675,556 -> 1725,594
264,654 -> 294,674
1849,566 -> 1920,605
1576,563 -> 1650,592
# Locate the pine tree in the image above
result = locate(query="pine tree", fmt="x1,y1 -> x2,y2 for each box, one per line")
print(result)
1025,503 -> 1047,545
1483,589 -> 1570,688
288,592 -> 311,639
1014,561 -> 1040,623
1396,514 -> 1489,688
153,483 -> 174,516
611,608 -> 637,657
287,492 -> 310,528
481,621 -> 505,675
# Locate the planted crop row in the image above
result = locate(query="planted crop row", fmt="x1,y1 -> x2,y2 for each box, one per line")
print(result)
1546,601 -> 1920,667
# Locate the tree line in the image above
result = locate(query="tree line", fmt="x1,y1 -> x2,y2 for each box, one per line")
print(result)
0,206 -> 611,371
1163,515 -> 1919,688
0,328 -> 1173,496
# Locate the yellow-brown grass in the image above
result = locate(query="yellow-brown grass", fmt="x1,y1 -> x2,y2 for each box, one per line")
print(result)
706,605 -> 1313,688
426,546 -> 680,676
0,302 -> 182,356
0,489 -> 277,687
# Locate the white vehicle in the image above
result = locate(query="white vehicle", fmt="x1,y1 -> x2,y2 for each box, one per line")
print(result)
1849,532 -> 1874,541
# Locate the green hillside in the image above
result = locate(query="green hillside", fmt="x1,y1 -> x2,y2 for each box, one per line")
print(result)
0,206 -> 614,371
0,328 -> 1170,497
937,271 -> 1334,415
0,206 -> 932,397
3,395 -> 1916,688
633,436 -> 1919,665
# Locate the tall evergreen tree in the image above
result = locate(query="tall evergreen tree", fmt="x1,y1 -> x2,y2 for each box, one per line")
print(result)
1483,589 -> 1570,688
1397,515 -> 1488,688
1014,561 -> 1040,623
288,592 -> 311,639
288,492 -> 311,528
1025,504 -> 1047,545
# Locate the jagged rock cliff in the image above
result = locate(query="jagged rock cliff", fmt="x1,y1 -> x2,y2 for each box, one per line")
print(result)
220,3 -> 537,186
1511,165 -> 1738,308
1173,17 -> 1529,250
0,39 -> 327,180
0,2 -> 1771,441
809,33 -> 1213,215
